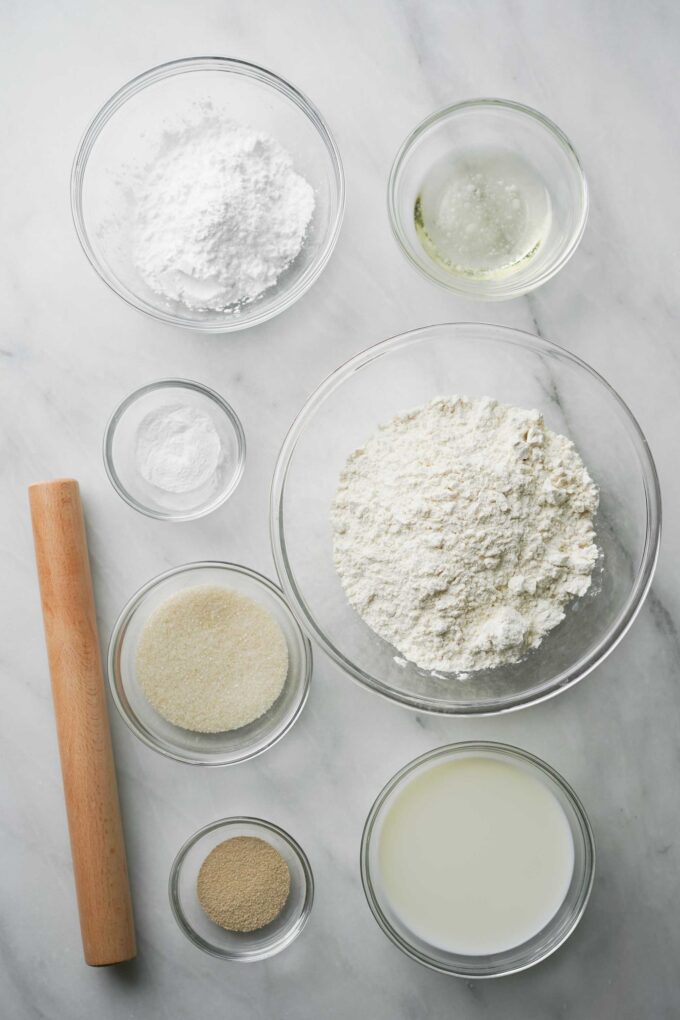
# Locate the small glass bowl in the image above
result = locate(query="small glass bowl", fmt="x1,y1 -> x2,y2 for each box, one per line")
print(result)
103,379 -> 245,521
71,57 -> 344,331
170,817 -> 314,960
388,99 -> 588,300
108,562 -> 312,765
361,742 -> 595,978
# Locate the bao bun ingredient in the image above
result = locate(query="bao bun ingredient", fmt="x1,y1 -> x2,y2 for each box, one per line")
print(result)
377,756 -> 574,955
134,403 -> 223,494
129,112 -> 315,312
197,836 -> 291,933
136,585 -> 288,732
333,395 -> 599,674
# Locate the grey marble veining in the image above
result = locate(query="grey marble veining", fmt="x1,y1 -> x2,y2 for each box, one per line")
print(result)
2,1 -> 679,1017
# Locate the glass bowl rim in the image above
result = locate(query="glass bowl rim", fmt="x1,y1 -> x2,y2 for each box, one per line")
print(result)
387,98 -> 589,300
360,740 -> 595,978
107,560 -> 313,765
169,815 -> 315,960
270,321 -> 661,715
70,55 -> 346,333
102,377 -> 247,521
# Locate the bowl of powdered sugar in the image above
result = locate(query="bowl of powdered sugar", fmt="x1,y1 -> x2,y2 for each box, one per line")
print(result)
272,322 -> 661,715
71,57 -> 344,331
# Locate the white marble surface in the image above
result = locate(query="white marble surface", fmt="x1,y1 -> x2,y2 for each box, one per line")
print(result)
2,1 -> 679,1016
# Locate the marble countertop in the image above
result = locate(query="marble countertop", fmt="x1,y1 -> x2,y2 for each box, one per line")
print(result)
2,1 -> 679,1017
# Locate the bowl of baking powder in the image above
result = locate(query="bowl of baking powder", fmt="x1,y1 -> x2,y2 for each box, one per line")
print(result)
104,379 -> 245,520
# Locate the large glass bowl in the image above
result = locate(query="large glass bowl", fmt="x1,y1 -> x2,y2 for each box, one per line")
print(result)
271,323 -> 661,715
71,57 -> 345,332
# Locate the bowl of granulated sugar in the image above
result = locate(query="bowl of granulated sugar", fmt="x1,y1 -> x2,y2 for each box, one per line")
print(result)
108,562 -> 312,765
72,57 -> 344,331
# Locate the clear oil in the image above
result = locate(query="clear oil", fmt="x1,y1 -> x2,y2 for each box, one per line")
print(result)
414,148 -> 552,280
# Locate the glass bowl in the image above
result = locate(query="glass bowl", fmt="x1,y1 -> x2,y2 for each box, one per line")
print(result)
271,322 -> 661,715
388,99 -> 587,300
108,562 -> 312,764
361,742 -> 595,978
71,57 -> 345,331
170,817 -> 314,960
103,379 -> 246,521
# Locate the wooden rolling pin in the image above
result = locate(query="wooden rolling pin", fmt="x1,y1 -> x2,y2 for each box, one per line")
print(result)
29,479 -> 136,967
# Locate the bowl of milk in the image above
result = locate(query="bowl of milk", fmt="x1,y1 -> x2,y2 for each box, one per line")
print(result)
360,741 -> 594,977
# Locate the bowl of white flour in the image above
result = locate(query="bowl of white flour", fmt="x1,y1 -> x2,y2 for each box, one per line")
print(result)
71,57 -> 345,331
271,323 -> 661,715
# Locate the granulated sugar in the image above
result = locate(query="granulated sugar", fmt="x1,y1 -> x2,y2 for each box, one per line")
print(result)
136,585 -> 288,732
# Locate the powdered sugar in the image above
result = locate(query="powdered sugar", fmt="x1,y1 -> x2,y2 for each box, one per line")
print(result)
129,113 -> 315,311
332,396 -> 599,674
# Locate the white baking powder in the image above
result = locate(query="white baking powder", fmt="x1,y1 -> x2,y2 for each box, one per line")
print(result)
130,113 -> 315,311
332,396 -> 599,674
135,404 -> 223,493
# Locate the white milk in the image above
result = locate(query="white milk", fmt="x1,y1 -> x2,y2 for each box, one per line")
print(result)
376,755 -> 574,956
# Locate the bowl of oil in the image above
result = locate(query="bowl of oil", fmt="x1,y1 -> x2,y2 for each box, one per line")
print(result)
388,99 -> 588,300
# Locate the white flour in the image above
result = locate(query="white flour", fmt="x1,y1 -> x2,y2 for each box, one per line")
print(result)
332,396 -> 599,674
135,404 -> 222,493
130,113 -> 315,311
